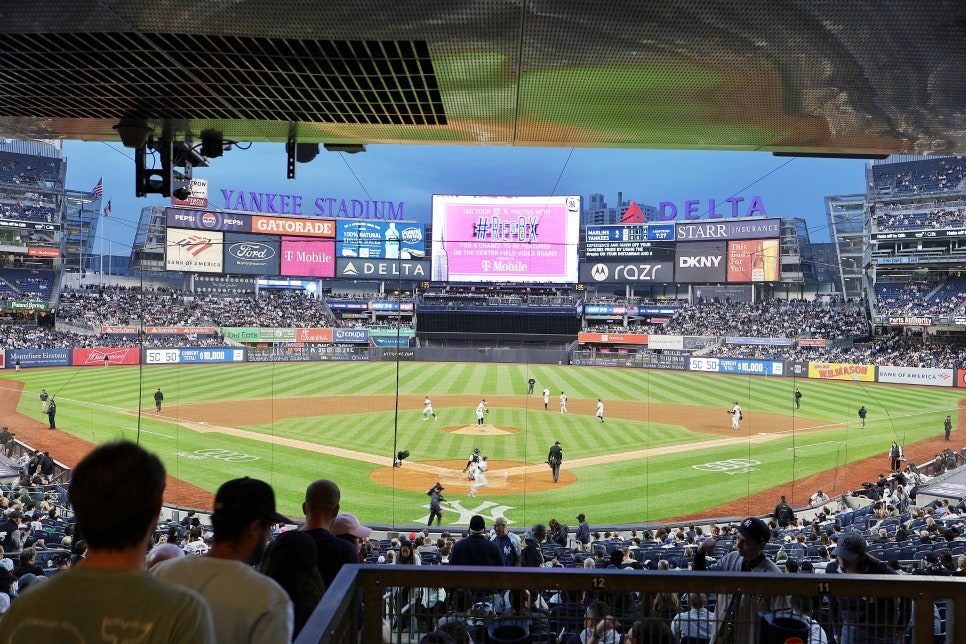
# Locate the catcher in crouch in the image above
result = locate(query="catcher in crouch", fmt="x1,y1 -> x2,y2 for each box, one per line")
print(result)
463,447 -> 481,480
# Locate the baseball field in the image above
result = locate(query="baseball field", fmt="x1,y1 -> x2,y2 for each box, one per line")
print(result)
1,361 -> 961,529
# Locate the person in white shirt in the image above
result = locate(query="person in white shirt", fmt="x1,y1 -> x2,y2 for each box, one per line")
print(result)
730,402 -> 742,429
469,457 -> 488,497
670,593 -> 715,643
580,600 -> 621,644
810,490 -> 831,507
543,387 -> 550,410
475,399 -> 488,426
422,397 -> 436,421
560,391 -> 568,414
595,399 -> 604,423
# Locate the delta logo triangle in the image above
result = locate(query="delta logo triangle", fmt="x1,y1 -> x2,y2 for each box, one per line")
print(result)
343,261 -> 359,276
621,202 -> 647,223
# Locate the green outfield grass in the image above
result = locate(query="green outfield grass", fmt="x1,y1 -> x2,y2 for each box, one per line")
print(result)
6,362 -> 961,528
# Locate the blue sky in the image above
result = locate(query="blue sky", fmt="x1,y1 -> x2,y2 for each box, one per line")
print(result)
63,141 -> 869,255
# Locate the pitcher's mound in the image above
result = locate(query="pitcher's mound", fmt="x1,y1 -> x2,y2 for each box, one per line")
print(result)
443,424 -> 520,435
370,459 -> 574,493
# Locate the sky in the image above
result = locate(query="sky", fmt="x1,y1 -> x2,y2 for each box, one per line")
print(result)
62,140 -> 871,257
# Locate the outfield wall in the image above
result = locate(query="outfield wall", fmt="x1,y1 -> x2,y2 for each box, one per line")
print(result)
6,345 -> 966,388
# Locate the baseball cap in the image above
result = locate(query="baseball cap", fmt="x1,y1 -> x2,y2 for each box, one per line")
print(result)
469,515 -> 486,533
212,477 -> 287,528
923,552 -> 939,564
736,517 -> 770,543
832,533 -> 867,562
576,513 -> 586,521
331,512 -> 372,539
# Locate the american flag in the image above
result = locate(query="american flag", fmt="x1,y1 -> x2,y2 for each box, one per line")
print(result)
103,198 -> 112,218
92,177 -> 103,200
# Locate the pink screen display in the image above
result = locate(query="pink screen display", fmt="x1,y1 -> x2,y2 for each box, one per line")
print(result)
281,237 -> 335,277
432,196 -> 578,283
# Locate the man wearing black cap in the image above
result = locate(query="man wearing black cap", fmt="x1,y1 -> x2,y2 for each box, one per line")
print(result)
153,477 -> 294,643
831,532 -> 908,642
693,517 -> 789,644
914,551 -> 950,576
449,515 -> 504,567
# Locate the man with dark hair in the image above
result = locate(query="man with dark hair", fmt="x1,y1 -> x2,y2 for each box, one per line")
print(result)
693,517 -> 789,643
773,495 -> 794,528
520,524 -> 546,568
300,478 -> 360,588
575,513 -> 591,552
0,441 -> 215,642
153,477 -> 293,643
0,426 -> 13,457
154,387 -> 164,413
426,482 -> 446,527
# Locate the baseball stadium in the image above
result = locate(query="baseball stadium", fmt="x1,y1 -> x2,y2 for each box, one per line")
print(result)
1,3 -> 965,643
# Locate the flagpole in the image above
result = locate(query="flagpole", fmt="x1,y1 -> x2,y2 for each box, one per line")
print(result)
109,215 -> 113,284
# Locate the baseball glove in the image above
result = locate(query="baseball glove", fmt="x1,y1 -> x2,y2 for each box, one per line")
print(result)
739,413 -> 744,420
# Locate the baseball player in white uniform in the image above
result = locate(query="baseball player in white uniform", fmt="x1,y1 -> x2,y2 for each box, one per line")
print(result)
469,456 -> 488,497
543,387 -> 550,410
595,399 -> 604,423
559,391 -> 568,414
422,396 -> 436,420
730,402 -> 742,429
476,399 -> 488,426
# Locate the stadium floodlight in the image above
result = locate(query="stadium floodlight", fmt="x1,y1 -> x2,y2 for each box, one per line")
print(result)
113,118 -> 153,149
200,129 -> 225,159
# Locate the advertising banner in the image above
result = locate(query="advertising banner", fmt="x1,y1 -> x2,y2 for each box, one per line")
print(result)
584,305 -> 628,315
370,301 -> 415,311
145,326 -> 216,336
430,194 -> 580,283
296,328 -> 333,343
7,349 -> 70,368
717,359 -> 784,376
327,302 -> 371,310
280,237 -> 335,277
797,338 -> 827,347
144,348 -> 246,364
646,335 -> 684,350
336,221 -> 426,260
726,239 -> 780,282
259,328 -> 298,342
725,337 -> 792,346
688,356 -> 720,372
335,258 -> 430,279
74,348 -> 140,366
334,328 -> 370,343
683,336 -> 718,350
6,301 -> 49,311
221,328 -> 261,343
166,208 -> 251,232
27,247 -> 60,258
577,332 -> 648,344
101,326 -> 139,335
674,241 -> 727,283
579,261 -> 674,284
224,232 -> 280,275
380,348 -> 416,360
956,370 -> 966,388
886,316 -> 934,326
675,217 -> 781,241
808,362 -> 875,381
877,366 -> 954,387
252,216 -> 335,237
165,228 -> 224,273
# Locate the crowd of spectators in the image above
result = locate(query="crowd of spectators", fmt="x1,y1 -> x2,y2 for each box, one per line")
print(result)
872,158 -> 966,196
874,204 -> 966,231
0,153 -> 62,187
874,279 -> 966,318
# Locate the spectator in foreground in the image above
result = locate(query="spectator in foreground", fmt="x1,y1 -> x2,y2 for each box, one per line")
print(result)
152,477 -> 294,643
261,529 -> 326,640
0,441 -> 215,642
693,517 -> 790,643
832,533 -> 908,643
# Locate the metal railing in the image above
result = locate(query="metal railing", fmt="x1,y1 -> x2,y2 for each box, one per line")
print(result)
296,565 -> 964,644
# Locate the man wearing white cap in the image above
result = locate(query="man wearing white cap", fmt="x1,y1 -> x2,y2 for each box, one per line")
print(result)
331,512 -> 372,561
